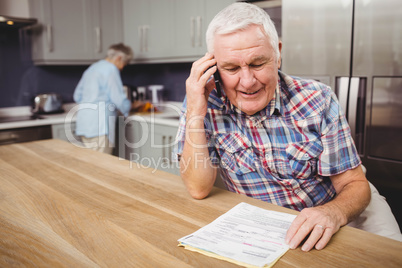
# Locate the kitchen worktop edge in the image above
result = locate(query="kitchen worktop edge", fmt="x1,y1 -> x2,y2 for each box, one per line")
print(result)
0,101 -> 183,130
0,103 -> 77,130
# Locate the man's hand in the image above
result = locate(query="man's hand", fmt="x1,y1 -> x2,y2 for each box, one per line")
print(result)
180,53 -> 219,200
185,53 -> 217,118
285,166 -> 370,252
285,205 -> 345,251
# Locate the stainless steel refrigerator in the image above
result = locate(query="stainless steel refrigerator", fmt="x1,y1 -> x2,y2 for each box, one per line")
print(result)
281,0 -> 402,226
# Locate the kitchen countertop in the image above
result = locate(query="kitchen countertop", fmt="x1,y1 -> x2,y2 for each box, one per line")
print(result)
0,103 -> 77,130
126,101 -> 182,127
0,101 -> 183,130
1,139 -> 401,267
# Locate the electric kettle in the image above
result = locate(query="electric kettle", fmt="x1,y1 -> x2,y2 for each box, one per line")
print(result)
148,85 -> 165,104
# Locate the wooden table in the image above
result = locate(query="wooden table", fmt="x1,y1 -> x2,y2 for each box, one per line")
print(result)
1,140 -> 401,267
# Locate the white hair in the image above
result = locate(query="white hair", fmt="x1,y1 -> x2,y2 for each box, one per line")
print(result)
106,43 -> 133,64
206,2 -> 279,59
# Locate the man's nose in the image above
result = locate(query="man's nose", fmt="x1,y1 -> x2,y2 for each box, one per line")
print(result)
239,67 -> 256,89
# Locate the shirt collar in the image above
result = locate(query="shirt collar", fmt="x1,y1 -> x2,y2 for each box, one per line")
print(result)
273,80 -> 283,116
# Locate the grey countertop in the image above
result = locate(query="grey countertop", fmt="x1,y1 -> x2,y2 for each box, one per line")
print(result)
125,101 -> 182,128
0,102 -> 182,130
0,103 -> 77,130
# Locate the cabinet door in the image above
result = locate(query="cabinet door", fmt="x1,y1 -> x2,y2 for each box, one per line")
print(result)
123,119 -> 148,161
137,123 -> 168,172
137,122 -> 164,171
51,122 -> 78,144
122,0 -> 236,62
205,0 -> 236,25
152,124 -> 180,175
92,0 -> 123,60
31,0 -> 94,62
146,0 -> 175,59
202,0 -> 237,52
30,0 -> 122,63
123,0 -> 149,60
173,0 -> 206,57
124,120 -> 179,175
124,0 -> 175,61
173,0 -> 236,58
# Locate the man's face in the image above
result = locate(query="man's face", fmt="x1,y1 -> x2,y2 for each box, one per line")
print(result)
213,25 -> 282,115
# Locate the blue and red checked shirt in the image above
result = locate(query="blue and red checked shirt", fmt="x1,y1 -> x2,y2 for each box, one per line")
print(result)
173,71 -> 361,211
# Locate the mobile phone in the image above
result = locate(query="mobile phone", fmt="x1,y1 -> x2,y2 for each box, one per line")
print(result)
213,67 -> 222,98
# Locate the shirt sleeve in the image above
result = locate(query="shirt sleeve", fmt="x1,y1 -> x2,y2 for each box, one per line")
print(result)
317,89 -> 362,176
73,76 -> 84,103
172,107 -> 187,162
108,69 -> 131,117
172,97 -> 219,165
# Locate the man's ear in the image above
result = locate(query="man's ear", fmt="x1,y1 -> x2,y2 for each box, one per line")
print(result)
277,41 -> 282,68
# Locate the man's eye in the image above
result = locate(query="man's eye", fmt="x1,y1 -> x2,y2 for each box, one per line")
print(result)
251,64 -> 264,68
225,67 -> 239,72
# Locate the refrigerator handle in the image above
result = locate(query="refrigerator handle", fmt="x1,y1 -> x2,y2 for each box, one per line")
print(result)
336,76 -> 365,153
348,77 -> 360,142
336,77 -> 350,118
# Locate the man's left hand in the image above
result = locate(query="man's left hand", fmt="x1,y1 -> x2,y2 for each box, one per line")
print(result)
285,166 -> 370,252
285,205 -> 344,251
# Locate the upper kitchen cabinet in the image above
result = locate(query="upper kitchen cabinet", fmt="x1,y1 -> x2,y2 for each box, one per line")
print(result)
29,0 -> 123,64
123,0 -> 236,63
172,0 -> 207,59
92,0 -> 123,60
123,0 -> 174,60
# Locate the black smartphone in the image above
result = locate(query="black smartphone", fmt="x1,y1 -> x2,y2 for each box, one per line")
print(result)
213,67 -> 222,98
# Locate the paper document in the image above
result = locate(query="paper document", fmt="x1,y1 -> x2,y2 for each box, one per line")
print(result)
178,202 -> 296,268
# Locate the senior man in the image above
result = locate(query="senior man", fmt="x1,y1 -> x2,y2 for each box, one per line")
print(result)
174,2 -> 401,251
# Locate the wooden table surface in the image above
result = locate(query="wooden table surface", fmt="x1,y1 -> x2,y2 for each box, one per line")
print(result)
1,139 -> 401,267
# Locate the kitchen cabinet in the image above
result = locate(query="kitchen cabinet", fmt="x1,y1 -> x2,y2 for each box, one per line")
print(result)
121,117 -> 227,188
123,0 -> 174,60
123,0 -> 236,63
122,119 -> 142,158
172,0 -> 206,58
0,126 -> 52,146
123,119 -> 180,176
29,0 -> 123,64
173,0 -> 237,58
51,122 -> 79,144
141,123 -> 179,175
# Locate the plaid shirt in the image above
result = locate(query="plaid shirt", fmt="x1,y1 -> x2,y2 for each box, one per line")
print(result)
174,71 -> 361,211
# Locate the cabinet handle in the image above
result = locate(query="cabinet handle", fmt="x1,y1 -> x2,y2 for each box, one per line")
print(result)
138,26 -> 143,52
144,25 -> 149,52
348,77 -> 359,142
196,16 -> 202,47
139,25 -> 148,52
47,24 -> 53,52
335,77 -> 365,153
162,135 -> 166,163
95,27 -> 101,53
190,17 -> 195,47
168,136 -> 173,165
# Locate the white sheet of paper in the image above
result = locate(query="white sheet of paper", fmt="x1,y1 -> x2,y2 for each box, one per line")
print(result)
178,202 -> 297,267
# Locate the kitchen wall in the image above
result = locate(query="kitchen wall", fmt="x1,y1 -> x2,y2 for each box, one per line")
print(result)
0,26 -> 190,108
